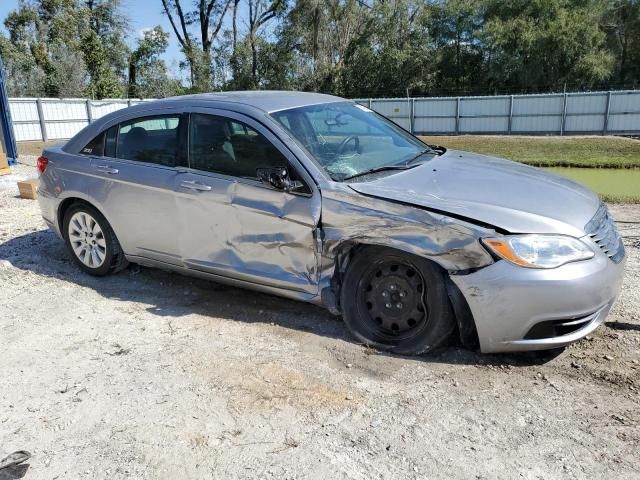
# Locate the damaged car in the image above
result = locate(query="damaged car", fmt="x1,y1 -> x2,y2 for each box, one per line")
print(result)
36,91 -> 625,354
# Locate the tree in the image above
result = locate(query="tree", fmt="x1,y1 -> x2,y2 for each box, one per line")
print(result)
604,0 -> 640,84
2,0 -> 640,98
128,26 -> 181,98
429,0 -> 485,93
82,0 -> 130,97
0,34 -> 47,96
277,0 -> 372,93
2,0 -> 87,97
0,0 -> 129,98
161,0 -> 232,90
246,0 -> 287,87
81,28 -> 125,98
340,0 -> 436,97
483,0 -> 614,92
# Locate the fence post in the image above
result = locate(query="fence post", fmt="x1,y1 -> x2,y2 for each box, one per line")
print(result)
455,97 -> 461,135
368,98 -> 372,109
603,91 -> 612,135
85,99 -> 93,123
560,93 -> 568,136
409,97 -> 415,134
508,95 -> 514,135
0,57 -> 18,164
36,98 -> 48,142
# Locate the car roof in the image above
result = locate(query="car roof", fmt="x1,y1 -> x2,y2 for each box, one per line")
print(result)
62,90 -> 347,154
160,90 -> 345,113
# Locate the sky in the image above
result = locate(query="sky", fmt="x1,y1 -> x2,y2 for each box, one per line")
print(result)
0,0 -> 245,78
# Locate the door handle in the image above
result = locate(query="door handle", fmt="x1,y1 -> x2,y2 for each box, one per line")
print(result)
95,165 -> 119,175
181,180 -> 212,191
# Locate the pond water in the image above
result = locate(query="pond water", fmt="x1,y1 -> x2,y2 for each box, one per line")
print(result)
545,167 -> 640,200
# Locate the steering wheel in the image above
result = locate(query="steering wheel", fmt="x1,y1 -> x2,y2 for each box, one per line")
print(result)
336,135 -> 360,156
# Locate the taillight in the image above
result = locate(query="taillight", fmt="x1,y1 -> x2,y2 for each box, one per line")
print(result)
37,156 -> 48,174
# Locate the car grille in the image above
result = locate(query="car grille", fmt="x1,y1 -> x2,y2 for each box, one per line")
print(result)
584,203 -> 625,263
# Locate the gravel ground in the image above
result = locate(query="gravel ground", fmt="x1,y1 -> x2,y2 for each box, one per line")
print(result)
1,161 -> 639,480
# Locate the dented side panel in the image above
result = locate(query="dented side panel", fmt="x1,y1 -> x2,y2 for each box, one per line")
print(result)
175,172 -> 321,293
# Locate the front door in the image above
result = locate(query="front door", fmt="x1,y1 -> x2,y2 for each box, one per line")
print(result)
174,110 -> 321,294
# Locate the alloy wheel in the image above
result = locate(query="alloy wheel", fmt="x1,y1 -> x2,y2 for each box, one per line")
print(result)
67,211 -> 107,268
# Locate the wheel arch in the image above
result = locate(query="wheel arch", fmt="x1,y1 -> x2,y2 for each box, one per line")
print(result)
57,197 -> 111,240
325,240 -> 480,349
58,196 -> 129,274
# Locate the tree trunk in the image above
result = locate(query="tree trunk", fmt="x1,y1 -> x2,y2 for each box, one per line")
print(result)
250,32 -> 258,87
232,0 -> 239,53
128,58 -> 137,98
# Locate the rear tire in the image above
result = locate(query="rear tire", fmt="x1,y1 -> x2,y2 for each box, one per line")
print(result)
340,246 -> 455,355
63,203 -> 128,276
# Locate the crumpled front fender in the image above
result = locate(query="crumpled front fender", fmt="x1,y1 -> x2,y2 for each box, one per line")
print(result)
316,188 -> 496,309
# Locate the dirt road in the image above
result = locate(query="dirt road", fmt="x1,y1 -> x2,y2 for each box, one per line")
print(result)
1,163 -> 639,479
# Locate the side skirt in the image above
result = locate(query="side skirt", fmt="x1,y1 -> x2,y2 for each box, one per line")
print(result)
125,255 -> 321,305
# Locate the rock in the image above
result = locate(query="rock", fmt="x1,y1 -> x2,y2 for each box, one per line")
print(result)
604,355 -> 614,361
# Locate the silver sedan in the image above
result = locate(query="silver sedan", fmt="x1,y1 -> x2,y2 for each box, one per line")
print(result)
36,91 -> 625,354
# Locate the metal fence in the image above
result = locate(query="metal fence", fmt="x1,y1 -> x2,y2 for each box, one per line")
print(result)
8,98 -> 153,142
6,90 -> 640,142
354,90 -> 640,135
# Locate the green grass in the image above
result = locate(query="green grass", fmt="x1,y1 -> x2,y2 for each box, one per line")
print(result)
420,135 -> 640,202
420,135 -> 640,169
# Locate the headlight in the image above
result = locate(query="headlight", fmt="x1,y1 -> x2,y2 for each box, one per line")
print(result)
482,235 -> 594,269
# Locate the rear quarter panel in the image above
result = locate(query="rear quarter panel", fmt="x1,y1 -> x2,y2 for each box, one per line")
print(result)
38,147 -> 99,236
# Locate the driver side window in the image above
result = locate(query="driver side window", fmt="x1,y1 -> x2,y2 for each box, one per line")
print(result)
188,113 -> 289,179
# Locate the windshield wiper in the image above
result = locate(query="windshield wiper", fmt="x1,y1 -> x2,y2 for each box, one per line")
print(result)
403,148 -> 435,166
340,163 -> 419,181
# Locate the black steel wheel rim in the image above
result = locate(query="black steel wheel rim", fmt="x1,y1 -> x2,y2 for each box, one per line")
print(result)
358,259 -> 429,340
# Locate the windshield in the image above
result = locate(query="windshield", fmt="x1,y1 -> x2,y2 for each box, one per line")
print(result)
271,102 -> 434,181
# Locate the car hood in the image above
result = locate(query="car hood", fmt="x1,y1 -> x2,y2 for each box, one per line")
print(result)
348,150 -> 600,236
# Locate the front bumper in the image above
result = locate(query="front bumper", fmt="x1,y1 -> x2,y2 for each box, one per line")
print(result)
450,249 -> 625,353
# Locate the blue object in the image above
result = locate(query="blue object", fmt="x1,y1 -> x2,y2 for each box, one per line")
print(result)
0,56 -> 18,165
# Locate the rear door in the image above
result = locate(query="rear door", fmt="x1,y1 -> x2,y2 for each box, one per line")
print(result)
86,114 -> 186,265
174,109 -> 321,294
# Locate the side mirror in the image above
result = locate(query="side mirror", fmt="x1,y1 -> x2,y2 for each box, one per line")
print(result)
256,167 -> 305,193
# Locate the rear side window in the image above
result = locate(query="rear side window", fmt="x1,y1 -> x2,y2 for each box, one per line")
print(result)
80,132 -> 105,156
116,116 -> 181,166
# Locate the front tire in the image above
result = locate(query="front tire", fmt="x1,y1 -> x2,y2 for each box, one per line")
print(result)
63,203 -> 128,276
340,247 -> 455,355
